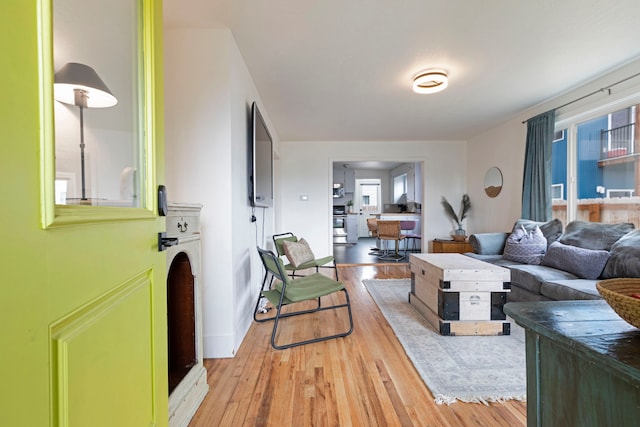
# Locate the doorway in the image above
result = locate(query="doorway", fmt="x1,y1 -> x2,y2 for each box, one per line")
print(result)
355,179 -> 382,237
331,160 -> 425,264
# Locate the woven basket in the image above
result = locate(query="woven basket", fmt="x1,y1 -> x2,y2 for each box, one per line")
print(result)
596,278 -> 640,329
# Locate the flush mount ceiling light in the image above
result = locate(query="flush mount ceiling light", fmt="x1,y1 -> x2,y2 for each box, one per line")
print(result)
412,69 -> 448,94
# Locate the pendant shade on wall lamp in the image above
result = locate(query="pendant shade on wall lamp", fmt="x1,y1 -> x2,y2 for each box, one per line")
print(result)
412,69 -> 448,94
53,62 -> 117,200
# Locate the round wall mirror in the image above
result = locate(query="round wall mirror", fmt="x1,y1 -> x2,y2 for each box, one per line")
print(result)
484,167 -> 503,197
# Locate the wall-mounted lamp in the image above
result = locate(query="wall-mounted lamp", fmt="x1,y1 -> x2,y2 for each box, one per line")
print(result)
54,62 -> 117,200
412,69 -> 448,94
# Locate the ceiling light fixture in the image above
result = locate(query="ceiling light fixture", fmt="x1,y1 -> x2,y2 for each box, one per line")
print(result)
412,69 -> 448,94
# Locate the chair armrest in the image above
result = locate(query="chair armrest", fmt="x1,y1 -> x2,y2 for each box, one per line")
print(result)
468,232 -> 510,255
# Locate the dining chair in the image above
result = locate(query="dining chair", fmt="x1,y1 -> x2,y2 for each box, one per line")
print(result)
376,220 -> 406,261
400,220 -> 421,254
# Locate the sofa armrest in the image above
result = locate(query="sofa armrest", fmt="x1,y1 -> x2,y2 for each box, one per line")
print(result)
468,232 -> 510,255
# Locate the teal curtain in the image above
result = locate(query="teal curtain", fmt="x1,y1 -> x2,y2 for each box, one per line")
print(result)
522,110 -> 556,221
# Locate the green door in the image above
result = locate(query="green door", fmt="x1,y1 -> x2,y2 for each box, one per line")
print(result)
1,1 -> 168,426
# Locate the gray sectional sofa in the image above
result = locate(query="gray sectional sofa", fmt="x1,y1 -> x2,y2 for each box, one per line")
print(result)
467,219 -> 640,302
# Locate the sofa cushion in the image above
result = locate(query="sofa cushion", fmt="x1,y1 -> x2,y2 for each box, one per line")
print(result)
502,226 -> 547,265
502,262 -> 579,295
468,232 -> 510,255
514,218 -> 563,247
282,238 -> 315,268
559,220 -> 634,251
540,241 -> 610,280
540,279 -> 602,300
601,229 -> 640,278
465,253 -> 504,263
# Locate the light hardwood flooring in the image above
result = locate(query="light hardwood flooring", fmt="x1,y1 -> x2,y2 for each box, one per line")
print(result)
189,265 -> 526,426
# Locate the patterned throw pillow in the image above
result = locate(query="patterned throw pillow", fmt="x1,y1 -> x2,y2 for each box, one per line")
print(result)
282,238 -> 315,268
502,226 -> 547,265
513,218 -> 563,247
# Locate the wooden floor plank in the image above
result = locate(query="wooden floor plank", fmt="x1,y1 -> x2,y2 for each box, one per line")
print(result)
188,264 -> 526,426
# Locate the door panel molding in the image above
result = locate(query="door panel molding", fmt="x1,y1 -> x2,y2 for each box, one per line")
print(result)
50,270 -> 155,426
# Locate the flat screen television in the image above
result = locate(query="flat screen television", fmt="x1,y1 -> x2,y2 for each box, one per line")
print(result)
249,101 -> 274,207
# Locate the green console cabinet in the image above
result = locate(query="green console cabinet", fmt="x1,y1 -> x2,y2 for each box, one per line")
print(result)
504,300 -> 640,427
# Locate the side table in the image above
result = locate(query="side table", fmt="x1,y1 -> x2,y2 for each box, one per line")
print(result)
505,300 -> 640,427
432,239 -> 473,254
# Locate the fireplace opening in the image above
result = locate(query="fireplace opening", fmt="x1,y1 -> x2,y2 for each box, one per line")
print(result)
167,251 -> 196,394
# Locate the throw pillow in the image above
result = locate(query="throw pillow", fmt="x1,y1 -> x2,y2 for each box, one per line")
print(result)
282,238 -> 315,268
559,220 -> 635,251
601,229 -> 640,279
513,218 -> 563,247
540,241 -> 610,280
502,226 -> 547,265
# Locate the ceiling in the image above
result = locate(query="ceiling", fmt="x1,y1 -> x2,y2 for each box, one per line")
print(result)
164,0 -> 640,142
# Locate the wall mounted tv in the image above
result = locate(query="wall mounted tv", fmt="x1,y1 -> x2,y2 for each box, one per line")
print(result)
249,101 -> 274,207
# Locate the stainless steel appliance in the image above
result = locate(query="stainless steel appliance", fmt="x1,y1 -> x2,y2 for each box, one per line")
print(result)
332,205 -> 347,243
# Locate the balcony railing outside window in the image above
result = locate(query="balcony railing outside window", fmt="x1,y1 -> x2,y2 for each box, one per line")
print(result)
601,123 -> 635,159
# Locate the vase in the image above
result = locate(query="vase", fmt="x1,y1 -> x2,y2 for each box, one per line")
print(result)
451,227 -> 466,242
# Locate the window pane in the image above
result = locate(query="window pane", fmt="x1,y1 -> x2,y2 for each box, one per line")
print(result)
361,184 -> 379,212
53,0 -> 143,207
394,174 -> 407,202
575,105 -> 639,226
551,129 -> 568,224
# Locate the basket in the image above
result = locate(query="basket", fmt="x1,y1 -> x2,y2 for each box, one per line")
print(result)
596,278 -> 640,329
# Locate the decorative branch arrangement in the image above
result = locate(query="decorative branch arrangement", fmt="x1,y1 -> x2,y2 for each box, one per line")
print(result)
441,194 -> 471,230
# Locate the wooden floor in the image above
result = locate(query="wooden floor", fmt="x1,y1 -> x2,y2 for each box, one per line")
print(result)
188,264 -> 526,426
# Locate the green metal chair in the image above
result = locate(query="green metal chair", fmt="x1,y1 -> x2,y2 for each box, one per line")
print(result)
253,247 -> 353,350
272,232 -> 338,279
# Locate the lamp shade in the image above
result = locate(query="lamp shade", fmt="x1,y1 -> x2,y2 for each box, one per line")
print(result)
54,62 -> 118,108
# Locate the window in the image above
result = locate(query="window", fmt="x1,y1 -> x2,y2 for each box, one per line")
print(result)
53,0 -> 144,207
551,184 -> 564,200
360,183 -> 380,213
553,129 -> 565,142
552,104 -> 640,227
394,173 -> 407,202
607,189 -> 635,198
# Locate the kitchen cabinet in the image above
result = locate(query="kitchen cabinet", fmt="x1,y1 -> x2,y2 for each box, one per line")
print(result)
344,168 -> 355,193
333,167 -> 355,194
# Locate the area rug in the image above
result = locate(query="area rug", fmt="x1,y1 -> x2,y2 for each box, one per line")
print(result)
362,279 -> 526,405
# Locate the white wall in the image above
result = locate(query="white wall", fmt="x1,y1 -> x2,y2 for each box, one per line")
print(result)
164,28 -> 276,358
467,57 -> 640,233
466,121 -> 525,233
277,141 -> 467,255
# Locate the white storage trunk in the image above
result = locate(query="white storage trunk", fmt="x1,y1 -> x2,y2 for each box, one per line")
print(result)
409,253 -> 511,336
